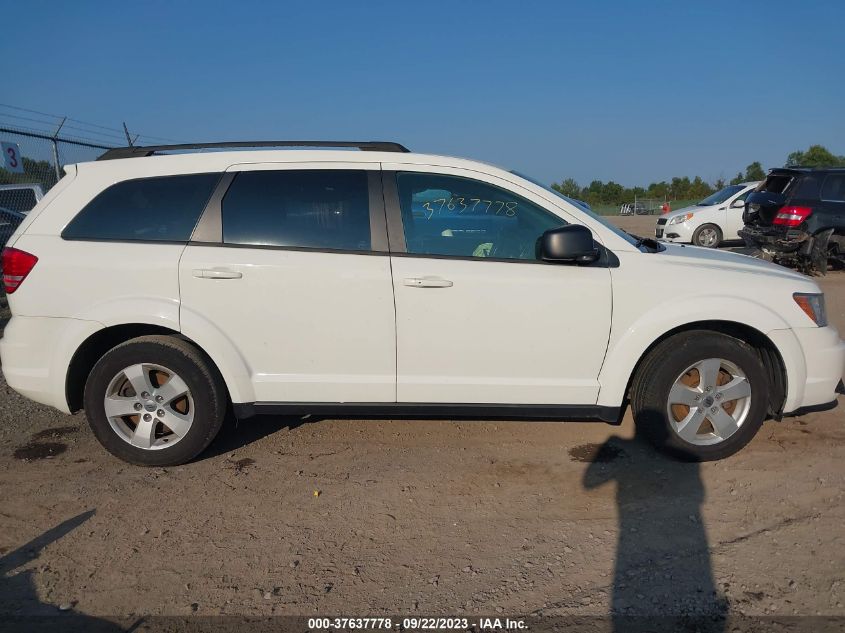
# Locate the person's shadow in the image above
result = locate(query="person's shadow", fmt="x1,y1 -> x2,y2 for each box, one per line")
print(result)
583,426 -> 728,632
0,509 -> 130,632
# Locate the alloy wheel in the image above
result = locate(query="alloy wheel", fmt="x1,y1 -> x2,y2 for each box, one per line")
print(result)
665,358 -> 752,446
103,363 -> 194,450
697,227 -> 719,247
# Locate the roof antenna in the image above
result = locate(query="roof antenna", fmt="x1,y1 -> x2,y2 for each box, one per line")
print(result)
122,122 -> 134,147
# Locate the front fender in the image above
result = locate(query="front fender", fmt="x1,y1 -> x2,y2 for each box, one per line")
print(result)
596,295 -> 796,408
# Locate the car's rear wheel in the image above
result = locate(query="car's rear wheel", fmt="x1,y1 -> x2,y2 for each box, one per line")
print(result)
630,331 -> 769,461
83,335 -> 226,466
692,223 -> 722,248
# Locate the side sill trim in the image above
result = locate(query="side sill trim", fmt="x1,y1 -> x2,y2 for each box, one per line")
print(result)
782,398 -> 839,418
232,402 -> 621,424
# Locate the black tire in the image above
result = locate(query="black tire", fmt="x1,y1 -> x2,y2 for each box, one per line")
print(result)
691,223 -> 722,248
83,335 -> 227,466
630,331 -> 769,461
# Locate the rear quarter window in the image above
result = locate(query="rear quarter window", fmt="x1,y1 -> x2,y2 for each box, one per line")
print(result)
792,175 -> 822,199
62,173 -> 220,242
820,174 -> 845,202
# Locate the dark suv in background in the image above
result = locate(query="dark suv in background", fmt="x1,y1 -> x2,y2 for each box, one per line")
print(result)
740,167 -> 845,274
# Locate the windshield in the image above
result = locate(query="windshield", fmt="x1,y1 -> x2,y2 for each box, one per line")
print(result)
510,171 -> 640,247
697,184 -> 745,206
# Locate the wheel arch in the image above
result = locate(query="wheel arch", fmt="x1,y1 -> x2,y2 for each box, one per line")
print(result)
692,222 -> 723,247
65,323 -> 238,413
599,320 -> 787,417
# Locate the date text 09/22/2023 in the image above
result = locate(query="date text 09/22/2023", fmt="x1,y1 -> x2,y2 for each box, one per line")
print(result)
307,617 -> 528,630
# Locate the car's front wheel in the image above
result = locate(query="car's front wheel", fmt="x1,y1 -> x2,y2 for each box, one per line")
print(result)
692,223 -> 722,248
630,331 -> 769,461
83,335 -> 227,466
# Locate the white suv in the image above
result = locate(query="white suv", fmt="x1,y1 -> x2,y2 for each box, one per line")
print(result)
2,141 -> 843,465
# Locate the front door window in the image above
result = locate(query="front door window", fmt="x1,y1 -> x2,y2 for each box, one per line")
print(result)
395,173 -> 566,260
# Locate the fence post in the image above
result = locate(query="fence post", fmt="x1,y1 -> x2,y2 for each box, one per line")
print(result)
51,117 -> 67,182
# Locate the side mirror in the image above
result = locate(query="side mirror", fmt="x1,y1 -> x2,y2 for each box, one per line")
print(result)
730,199 -> 745,209
539,225 -> 599,264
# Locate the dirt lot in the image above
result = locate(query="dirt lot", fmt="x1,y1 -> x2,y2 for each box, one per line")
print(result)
1,214 -> 843,627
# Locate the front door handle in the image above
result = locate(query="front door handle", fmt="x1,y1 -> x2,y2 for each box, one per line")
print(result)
192,268 -> 243,280
403,276 -> 453,288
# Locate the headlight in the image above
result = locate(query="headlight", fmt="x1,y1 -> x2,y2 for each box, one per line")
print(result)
667,212 -> 694,225
793,293 -> 828,327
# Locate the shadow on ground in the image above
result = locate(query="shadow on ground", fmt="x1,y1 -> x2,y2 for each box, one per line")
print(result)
197,412 -> 314,461
581,422 -> 728,632
0,509 -> 130,631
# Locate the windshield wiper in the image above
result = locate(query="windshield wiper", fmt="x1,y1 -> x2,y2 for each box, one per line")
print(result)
628,233 -> 662,251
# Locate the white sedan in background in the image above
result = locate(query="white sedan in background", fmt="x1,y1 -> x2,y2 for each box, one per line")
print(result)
656,182 -> 759,247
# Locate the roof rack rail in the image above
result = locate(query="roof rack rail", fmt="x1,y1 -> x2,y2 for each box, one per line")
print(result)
772,165 -> 845,172
97,140 -> 410,161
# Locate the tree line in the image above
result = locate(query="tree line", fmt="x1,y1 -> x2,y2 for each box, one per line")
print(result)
552,144 -> 845,208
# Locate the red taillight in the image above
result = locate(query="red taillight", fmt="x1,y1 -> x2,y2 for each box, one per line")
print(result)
772,205 -> 813,227
2,247 -> 38,294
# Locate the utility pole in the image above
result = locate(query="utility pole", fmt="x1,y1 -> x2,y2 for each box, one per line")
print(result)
122,122 -> 133,146
51,116 -> 67,182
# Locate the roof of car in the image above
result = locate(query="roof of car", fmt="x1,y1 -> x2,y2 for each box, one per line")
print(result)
96,140 -> 412,160
87,141 -> 520,177
769,166 -> 845,174
76,146 -> 517,184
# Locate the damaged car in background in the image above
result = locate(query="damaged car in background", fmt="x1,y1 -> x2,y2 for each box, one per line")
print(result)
740,168 -> 845,274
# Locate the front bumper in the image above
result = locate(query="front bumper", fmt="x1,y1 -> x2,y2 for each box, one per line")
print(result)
656,219 -> 695,243
768,325 -> 845,413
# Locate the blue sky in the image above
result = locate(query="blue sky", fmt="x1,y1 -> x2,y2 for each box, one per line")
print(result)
2,0 -> 843,186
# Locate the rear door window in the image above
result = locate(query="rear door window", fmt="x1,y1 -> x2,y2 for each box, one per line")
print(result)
63,173 -> 220,241
221,170 -> 371,251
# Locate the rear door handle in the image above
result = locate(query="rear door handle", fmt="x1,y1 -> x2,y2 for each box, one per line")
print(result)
192,268 -> 243,280
403,276 -> 453,288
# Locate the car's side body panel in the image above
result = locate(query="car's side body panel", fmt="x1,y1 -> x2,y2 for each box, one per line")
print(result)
179,246 -> 397,403
380,162 -> 613,405
389,254 -> 612,404
599,245 -> 831,412
8,233 -> 184,328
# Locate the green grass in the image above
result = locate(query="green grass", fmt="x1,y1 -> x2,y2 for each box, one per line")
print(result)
591,199 -> 699,216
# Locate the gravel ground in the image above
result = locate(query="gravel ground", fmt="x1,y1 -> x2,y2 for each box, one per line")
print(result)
0,216 -> 843,627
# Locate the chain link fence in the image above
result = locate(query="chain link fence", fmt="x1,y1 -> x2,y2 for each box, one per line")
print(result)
1,103 -> 182,218
0,105 -> 178,296
0,126 -> 113,213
